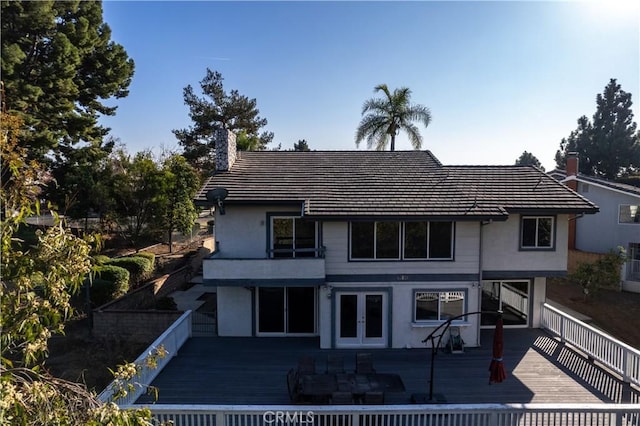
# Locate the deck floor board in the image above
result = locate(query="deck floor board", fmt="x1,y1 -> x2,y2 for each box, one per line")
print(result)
135,329 -> 639,405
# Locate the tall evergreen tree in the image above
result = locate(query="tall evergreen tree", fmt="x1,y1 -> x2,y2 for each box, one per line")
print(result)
1,0 -> 134,161
555,79 -> 640,178
173,68 -> 274,174
355,84 -> 431,151
293,139 -> 310,151
515,151 -> 545,171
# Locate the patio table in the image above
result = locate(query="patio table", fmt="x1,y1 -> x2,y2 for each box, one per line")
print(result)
299,373 -> 405,401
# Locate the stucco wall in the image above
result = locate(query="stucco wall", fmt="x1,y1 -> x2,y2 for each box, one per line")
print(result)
575,184 -> 640,254
216,286 -> 253,336
482,214 -> 569,272
214,205 -> 300,258
319,281 -> 479,349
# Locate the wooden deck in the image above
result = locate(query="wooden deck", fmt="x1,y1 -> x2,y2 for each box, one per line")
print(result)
135,329 -> 639,406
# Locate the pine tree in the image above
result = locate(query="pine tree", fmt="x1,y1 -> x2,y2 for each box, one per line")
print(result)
173,68 -> 274,174
555,79 -> 639,178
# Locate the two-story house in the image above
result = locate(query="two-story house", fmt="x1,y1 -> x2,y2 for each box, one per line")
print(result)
549,153 -> 640,293
195,130 -> 598,349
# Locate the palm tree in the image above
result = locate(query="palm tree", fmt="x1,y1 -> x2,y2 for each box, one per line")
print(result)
355,84 -> 432,151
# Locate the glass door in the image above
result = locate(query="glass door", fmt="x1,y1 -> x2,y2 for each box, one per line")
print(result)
336,292 -> 387,347
481,281 -> 530,327
257,287 -> 316,335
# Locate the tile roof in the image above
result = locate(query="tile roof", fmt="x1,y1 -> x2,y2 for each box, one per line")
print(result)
195,151 -> 598,220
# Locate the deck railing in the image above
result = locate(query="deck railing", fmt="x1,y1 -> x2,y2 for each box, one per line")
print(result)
541,303 -> 640,387
98,310 -> 192,405
120,403 -> 640,426
501,284 -> 529,318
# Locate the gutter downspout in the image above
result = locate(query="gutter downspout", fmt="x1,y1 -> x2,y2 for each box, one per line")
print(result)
477,219 -> 492,347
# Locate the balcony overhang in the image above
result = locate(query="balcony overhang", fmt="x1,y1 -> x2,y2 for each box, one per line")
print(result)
203,256 -> 326,286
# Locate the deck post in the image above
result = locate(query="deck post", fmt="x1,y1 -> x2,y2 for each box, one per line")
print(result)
215,411 -> 224,426
351,412 -> 360,426
621,347 -> 629,383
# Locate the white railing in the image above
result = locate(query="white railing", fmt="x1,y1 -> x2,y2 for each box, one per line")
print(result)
119,403 -> 640,426
98,310 -> 193,405
541,303 -> 640,387
501,284 -> 529,318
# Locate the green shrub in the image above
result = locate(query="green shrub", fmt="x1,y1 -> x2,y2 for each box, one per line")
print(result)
134,251 -> 155,270
108,256 -> 153,285
570,247 -> 627,299
87,278 -> 118,307
93,254 -> 111,265
89,265 -> 130,306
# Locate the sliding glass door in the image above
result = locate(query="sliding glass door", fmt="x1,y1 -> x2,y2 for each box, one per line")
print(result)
257,287 -> 316,335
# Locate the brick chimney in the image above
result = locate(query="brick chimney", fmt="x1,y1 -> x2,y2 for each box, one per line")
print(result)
215,129 -> 237,172
566,152 -> 578,178
566,152 -> 578,250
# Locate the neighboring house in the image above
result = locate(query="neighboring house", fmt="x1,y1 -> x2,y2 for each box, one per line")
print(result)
194,130 -> 598,349
549,153 -> 640,293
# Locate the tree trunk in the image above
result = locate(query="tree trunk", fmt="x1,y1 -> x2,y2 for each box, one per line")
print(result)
390,134 -> 396,151
169,228 -> 173,253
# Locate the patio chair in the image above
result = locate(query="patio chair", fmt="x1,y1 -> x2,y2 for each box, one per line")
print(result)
331,391 -> 354,405
448,326 -> 464,354
363,391 -> 385,404
297,355 -> 316,375
355,353 -> 375,374
286,368 -> 301,403
327,354 -> 345,374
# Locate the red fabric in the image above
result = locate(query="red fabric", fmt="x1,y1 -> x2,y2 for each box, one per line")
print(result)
488,316 -> 507,384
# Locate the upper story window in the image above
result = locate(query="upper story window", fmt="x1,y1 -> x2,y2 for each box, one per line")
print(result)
520,216 -> 554,249
350,221 -> 454,260
619,205 -> 640,224
271,217 -> 318,258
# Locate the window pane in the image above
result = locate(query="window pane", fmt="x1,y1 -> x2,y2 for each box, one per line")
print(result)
340,295 -> 358,338
273,218 -> 293,258
287,287 -> 315,333
429,222 -> 453,258
415,292 -> 438,321
620,205 -> 640,224
376,222 -> 400,259
440,291 -> 464,320
405,222 -> 428,258
295,219 -> 316,257
365,295 -> 383,338
258,288 -> 285,333
351,222 -> 374,258
521,218 -> 536,247
537,218 -> 552,247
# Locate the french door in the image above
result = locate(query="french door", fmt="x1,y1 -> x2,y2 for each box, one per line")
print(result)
257,287 -> 316,335
336,292 -> 387,347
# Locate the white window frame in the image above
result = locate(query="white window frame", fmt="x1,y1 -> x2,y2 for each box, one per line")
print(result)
618,205 -> 640,224
413,289 -> 467,323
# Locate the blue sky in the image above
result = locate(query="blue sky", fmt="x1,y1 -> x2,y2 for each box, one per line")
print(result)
100,1 -> 639,171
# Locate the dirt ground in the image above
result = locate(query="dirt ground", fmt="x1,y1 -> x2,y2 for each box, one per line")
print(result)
46,237 -> 208,393
546,278 -> 640,348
